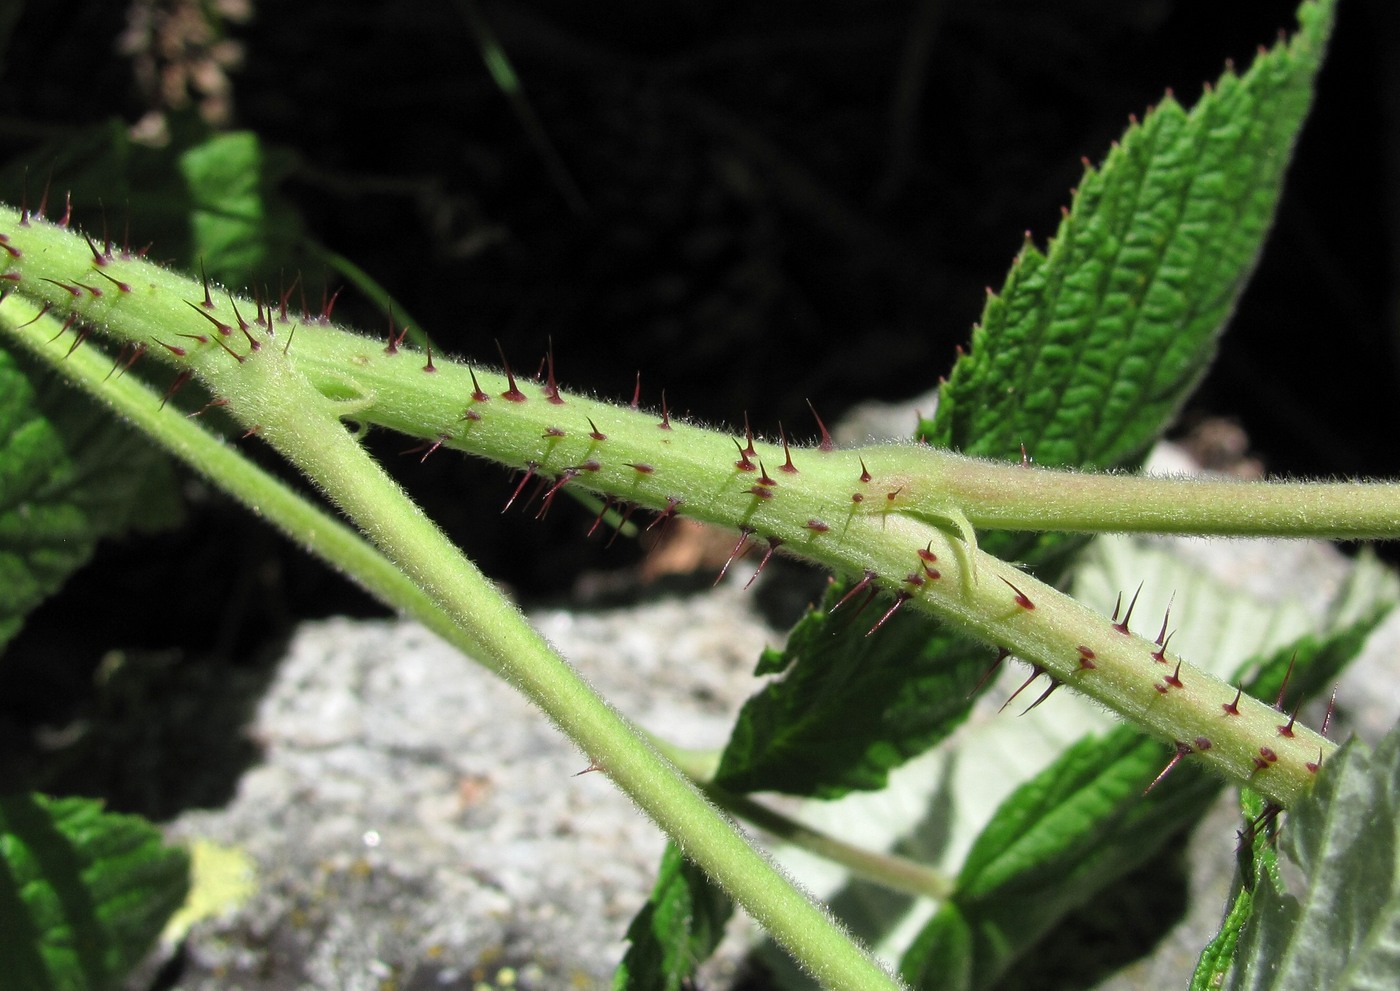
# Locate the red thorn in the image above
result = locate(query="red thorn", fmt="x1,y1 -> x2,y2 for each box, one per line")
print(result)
186,299 -> 232,336
917,543 -> 937,563
155,339 -> 189,358
867,591 -> 910,636
744,537 -> 781,590
1274,650 -> 1298,710
422,343 -> 436,373
403,435 -> 448,463
741,412 -> 757,457
1151,630 -> 1174,664
1307,750 -> 1324,774
733,438 -> 756,472
1278,700 -> 1302,738
972,648 -> 1011,697
282,322 -> 298,356
536,469 -> 579,519
543,426 -> 566,439
41,277 -> 82,298
82,232 -> 106,264
587,496 -> 615,538
624,462 -> 654,475
1077,645 -> 1096,670
999,576 -> 1036,610
587,418 -> 606,442
57,190 -> 72,228
657,391 -> 673,430
885,486 -> 903,503
226,292 -> 249,332
211,334 -> 246,364
198,257 -> 214,308
715,528 -> 754,586
1154,598 -> 1174,646
1108,592 -> 1120,625
63,326 -> 92,357
1019,442 -> 1032,468
574,763 -> 603,777
1319,687 -> 1338,737
1113,582 -> 1142,635
385,306 -> 403,354
1162,660 -> 1184,690
496,341 -> 527,401
631,371 -> 642,410
320,285 -> 342,322
108,341 -> 146,380
777,424 -> 798,473
646,496 -> 683,534
188,397 -> 230,418
1019,678 -> 1062,715
851,492 -> 864,504
13,301 -> 52,329
1252,747 -> 1278,773
858,458 -> 872,484
46,312 -> 79,343
543,339 -> 564,404
278,271 -> 300,322
503,463 -> 539,513
1222,686 -> 1243,717
746,485 -> 774,501
159,369 -> 192,409
1145,741 -> 1193,795
1000,666 -> 1045,713
806,399 -> 835,452
804,519 -> 830,534
468,366 -> 490,403
831,571 -> 878,614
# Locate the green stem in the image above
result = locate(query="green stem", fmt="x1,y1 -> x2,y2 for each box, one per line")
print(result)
658,740 -> 956,900
0,294 -> 904,991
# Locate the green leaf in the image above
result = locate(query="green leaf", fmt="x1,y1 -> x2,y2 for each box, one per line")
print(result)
713,582 -> 991,798
612,842 -> 734,991
0,120 -> 306,287
923,0 -> 1335,470
715,0 -> 1336,802
1190,790 -> 1283,991
1224,724 -> 1400,991
0,347 -> 180,652
898,575 -> 1390,991
0,793 -> 190,991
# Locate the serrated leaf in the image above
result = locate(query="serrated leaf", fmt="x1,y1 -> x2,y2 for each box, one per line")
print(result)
1224,723 -> 1400,991
925,0 -> 1333,471
612,842 -> 733,991
0,346 -> 181,652
716,0 -> 1336,803
1190,790 -> 1283,991
0,793 -> 190,991
898,569 -> 1389,991
713,582 -> 991,798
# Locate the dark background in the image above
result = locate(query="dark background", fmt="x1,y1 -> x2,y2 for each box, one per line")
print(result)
0,0 -> 1395,808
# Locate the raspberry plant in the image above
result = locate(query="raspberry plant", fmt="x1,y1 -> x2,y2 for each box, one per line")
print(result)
1,1 -> 1398,989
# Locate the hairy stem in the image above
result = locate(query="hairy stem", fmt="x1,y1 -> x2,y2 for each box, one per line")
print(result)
0,291 -> 903,991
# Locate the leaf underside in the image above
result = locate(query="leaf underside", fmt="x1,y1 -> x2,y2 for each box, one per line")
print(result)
900,566 -> 1387,991
1223,724 -> 1400,991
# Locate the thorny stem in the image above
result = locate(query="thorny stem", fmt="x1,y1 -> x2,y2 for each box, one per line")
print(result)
0,293 -> 906,991
0,203 -> 1369,809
